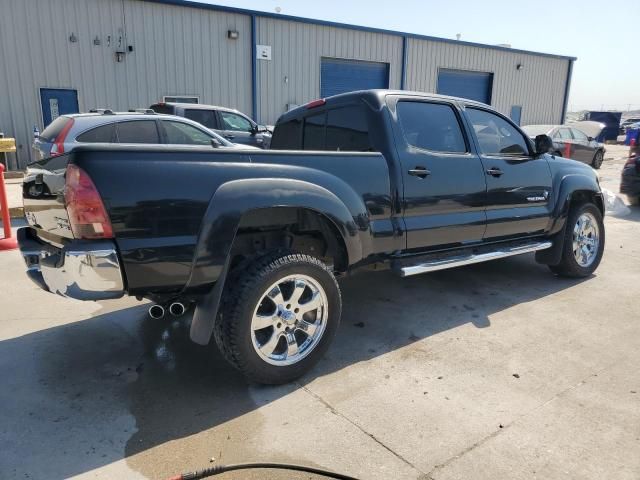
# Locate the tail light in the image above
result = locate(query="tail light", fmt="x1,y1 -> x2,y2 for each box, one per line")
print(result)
65,164 -> 114,239
50,118 -> 74,157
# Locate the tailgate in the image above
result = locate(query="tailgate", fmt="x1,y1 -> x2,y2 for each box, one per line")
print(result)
22,154 -> 73,243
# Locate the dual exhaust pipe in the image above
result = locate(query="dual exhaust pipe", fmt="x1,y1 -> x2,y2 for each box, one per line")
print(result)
148,302 -> 186,319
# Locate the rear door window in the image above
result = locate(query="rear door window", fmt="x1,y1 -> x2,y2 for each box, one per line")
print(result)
325,106 -> 373,151
76,124 -> 117,143
184,109 -> 218,129
303,113 -> 326,150
397,101 -> 467,153
116,120 -> 161,144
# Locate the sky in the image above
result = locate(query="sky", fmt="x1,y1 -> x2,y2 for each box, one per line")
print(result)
201,0 -> 636,112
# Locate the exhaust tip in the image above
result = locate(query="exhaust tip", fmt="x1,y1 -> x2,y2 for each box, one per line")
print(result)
148,304 -> 165,319
168,302 -> 186,317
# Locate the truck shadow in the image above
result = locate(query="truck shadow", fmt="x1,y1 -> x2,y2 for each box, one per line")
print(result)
1,254 -> 590,479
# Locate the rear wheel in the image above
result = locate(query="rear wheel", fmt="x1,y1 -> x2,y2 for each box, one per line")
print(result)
215,251 -> 341,384
549,203 -> 605,278
591,150 -> 604,169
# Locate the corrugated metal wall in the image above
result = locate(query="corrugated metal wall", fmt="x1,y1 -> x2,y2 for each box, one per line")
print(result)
405,38 -> 570,125
255,17 -> 403,124
0,0 -> 571,168
0,0 -> 252,167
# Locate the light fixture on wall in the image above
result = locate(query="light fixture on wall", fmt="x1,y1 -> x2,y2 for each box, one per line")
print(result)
516,63 -> 524,70
115,51 -> 125,63
228,30 -> 239,40
69,33 -> 78,43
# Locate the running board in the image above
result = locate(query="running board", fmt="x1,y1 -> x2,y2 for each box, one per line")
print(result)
396,240 -> 553,277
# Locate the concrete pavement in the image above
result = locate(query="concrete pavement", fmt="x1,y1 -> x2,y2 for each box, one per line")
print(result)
0,156 -> 639,480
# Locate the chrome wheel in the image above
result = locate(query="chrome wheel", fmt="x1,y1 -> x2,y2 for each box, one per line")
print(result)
572,212 -> 600,267
251,274 -> 328,366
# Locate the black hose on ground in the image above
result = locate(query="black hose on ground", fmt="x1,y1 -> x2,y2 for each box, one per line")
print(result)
166,462 -> 360,480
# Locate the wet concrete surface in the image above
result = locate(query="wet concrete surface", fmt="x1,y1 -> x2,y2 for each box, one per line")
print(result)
1,154 -> 639,480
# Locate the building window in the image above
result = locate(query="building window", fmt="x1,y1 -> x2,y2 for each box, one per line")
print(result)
163,95 -> 199,104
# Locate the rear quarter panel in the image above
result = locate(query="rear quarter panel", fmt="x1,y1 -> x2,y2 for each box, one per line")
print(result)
71,147 -> 394,295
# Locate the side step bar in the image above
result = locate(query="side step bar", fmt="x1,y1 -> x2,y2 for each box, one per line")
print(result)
397,240 -> 553,277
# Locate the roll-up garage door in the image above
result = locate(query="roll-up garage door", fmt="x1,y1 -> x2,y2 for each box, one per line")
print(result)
320,58 -> 390,98
437,69 -> 493,104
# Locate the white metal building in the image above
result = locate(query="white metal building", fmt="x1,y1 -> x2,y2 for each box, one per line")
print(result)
0,0 -> 575,168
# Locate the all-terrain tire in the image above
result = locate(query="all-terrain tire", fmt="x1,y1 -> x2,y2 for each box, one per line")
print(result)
214,250 -> 341,384
549,202 -> 605,278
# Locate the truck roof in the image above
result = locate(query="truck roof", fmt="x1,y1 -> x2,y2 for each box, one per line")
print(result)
152,102 -> 242,114
277,89 -> 490,124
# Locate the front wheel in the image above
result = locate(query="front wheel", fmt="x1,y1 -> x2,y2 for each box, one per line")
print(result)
215,251 -> 341,384
549,203 -> 605,278
591,150 -> 604,169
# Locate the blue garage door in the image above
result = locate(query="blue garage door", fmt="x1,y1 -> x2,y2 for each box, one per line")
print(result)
437,69 -> 493,104
321,58 -> 389,98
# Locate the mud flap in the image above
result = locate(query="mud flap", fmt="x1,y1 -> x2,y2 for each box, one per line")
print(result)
535,223 -> 566,266
189,261 -> 229,345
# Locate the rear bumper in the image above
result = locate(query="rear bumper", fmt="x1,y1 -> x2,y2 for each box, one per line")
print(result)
17,227 -> 125,300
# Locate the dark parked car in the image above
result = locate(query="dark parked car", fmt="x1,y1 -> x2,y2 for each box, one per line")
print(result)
620,117 -> 640,134
522,124 -> 605,169
621,143 -> 640,205
19,90 -> 604,384
32,110 -> 241,161
149,102 -> 272,149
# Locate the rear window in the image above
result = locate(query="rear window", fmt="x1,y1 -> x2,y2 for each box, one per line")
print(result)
326,106 -> 372,151
271,119 -> 302,149
150,104 -> 174,115
76,124 -> 117,143
303,113 -> 326,150
185,109 -> 217,129
116,120 -> 160,144
39,116 -> 72,141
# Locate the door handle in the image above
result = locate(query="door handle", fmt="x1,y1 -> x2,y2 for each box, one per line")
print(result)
486,168 -> 504,177
408,167 -> 431,179
224,134 -> 235,140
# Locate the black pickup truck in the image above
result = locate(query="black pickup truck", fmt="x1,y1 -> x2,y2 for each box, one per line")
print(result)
19,90 -> 605,384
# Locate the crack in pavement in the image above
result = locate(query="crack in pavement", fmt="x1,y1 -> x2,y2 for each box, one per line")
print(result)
425,359 -> 625,479
298,383 -> 428,478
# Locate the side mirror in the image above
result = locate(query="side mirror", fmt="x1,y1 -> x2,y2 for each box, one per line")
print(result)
534,134 -> 553,155
587,136 -> 594,142
211,138 -> 222,148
